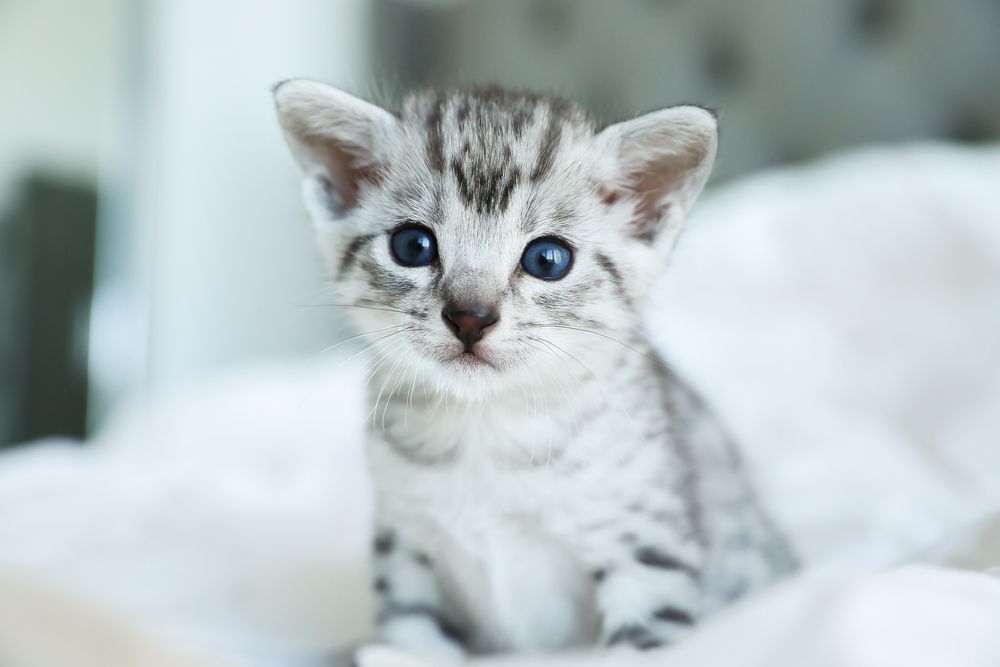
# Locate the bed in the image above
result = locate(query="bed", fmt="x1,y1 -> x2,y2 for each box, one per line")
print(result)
2,142 -> 999,667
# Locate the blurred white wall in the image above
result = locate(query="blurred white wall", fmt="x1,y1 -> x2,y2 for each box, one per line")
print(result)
89,0 -> 370,428
0,0 -> 121,207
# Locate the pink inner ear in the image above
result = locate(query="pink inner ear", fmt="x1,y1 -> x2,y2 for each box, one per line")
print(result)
628,167 -> 676,242
611,145 -> 706,243
601,164 -> 678,243
318,139 -> 382,213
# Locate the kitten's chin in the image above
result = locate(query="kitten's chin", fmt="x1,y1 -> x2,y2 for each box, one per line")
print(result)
444,351 -> 499,371
437,351 -> 503,393
401,336 -> 547,400
424,346 -> 527,400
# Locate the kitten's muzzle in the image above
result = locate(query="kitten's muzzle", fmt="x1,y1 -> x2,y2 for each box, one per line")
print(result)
442,305 -> 499,352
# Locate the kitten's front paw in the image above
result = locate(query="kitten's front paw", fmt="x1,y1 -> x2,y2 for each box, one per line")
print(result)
606,624 -> 666,651
374,614 -> 466,663
605,612 -> 696,651
355,644 -> 450,667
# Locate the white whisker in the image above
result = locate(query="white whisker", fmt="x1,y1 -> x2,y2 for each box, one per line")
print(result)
364,342 -> 408,424
532,335 -> 626,465
296,328 -> 408,411
382,348 -> 415,431
308,323 -> 408,362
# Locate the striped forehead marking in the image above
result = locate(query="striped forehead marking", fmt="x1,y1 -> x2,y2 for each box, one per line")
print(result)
411,87 -> 592,216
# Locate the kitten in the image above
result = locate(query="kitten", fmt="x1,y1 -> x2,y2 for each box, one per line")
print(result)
274,81 -> 796,658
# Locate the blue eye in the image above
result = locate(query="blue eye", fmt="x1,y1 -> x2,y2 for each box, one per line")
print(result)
521,238 -> 573,280
390,226 -> 438,266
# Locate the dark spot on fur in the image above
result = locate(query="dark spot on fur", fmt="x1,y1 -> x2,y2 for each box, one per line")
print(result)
607,624 -> 662,650
362,259 -> 418,296
414,88 -> 595,218
374,530 -> 395,555
511,107 -> 533,137
381,604 -> 465,644
338,234 -> 374,280
451,159 -> 471,202
600,186 -> 621,207
530,98 -> 569,182
374,577 -> 390,593
654,606 -> 694,625
413,552 -> 433,567
438,616 -> 466,644
592,568 -> 607,582
531,291 -> 563,310
635,547 -> 698,578
450,157 -> 521,216
456,96 -> 472,125
530,280 -> 591,320
498,168 -> 520,213
621,532 -> 638,544
426,92 -> 446,173
594,252 -> 630,307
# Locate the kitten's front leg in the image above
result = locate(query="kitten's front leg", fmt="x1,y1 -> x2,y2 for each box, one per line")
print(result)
371,527 -> 467,662
593,542 -> 704,650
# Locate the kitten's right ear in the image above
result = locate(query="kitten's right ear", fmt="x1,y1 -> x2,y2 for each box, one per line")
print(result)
596,106 -> 717,245
273,79 -> 395,225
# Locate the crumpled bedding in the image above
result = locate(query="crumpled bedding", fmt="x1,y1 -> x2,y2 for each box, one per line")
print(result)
1,142 -> 999,667
359,561 -> 1000,667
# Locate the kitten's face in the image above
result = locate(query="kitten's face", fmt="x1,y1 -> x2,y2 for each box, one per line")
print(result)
275,84 -> 716,398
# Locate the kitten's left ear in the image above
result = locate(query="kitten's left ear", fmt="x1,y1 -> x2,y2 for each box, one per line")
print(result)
597,106 -> 717,243
274,79 -> 396,225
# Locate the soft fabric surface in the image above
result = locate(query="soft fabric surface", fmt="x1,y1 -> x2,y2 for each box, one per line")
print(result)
358,563 -> 1000,667
1,142 -> 998,666
653,142 -> 1000,569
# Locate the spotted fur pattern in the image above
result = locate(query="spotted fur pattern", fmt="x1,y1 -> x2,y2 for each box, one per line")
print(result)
274,82 -> 797,658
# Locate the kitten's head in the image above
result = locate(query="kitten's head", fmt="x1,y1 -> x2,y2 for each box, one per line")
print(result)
275,81 -> 716,398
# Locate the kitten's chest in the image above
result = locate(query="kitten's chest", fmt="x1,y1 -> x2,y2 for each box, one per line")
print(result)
367,392 -> 672,538
370,443 -> 602,651
367,405 -> 640,536
370,434 -> 580,537
366,390 -> 674,651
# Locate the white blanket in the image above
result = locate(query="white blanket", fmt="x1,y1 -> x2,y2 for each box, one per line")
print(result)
1,143 -> 999,667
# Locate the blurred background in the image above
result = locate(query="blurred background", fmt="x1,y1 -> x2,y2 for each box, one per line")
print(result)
2,2 -> 1000,665
1,0 -> 999,445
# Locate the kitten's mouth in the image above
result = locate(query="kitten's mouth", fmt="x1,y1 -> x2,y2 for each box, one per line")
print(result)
446,350 -> 498,370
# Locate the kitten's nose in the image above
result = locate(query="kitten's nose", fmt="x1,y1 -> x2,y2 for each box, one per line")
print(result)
442,305 -> 499,351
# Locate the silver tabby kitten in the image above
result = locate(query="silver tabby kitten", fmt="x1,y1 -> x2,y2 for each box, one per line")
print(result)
274,80 -> 796,658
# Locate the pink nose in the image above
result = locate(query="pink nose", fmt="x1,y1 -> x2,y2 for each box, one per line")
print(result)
442,307 -> 498,351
